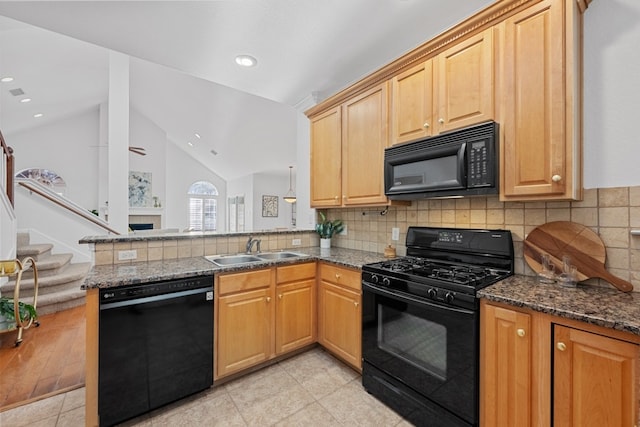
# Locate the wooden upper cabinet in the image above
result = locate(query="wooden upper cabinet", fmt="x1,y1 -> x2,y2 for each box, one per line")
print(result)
435,28 -> 495,133
500,0 -> 583,201
390,59 -> 434,145
554,325 -> 638,427
310,106 -> 342,207
390,28 -> 494,145
342,82 -> 389,206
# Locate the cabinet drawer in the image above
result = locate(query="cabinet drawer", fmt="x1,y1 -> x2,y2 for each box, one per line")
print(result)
319,263 -> 361,292
218,268 -> 272,295
276,262 -> 316,284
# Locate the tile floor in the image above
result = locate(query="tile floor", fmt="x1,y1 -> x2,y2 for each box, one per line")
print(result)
0,347 -> 412,426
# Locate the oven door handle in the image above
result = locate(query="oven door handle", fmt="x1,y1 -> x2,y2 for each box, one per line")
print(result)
362,281 -> 474,316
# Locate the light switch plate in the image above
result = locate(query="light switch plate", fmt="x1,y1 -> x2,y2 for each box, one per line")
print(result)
292,238 -> 302,246
118,249 -> 137,260
391,227 -> 400,241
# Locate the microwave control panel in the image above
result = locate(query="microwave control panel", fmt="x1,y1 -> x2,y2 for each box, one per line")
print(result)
468,139 -> 492,187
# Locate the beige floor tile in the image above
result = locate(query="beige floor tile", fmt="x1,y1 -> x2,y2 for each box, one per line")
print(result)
56,405 -> 84,427
274,402 -> 342,427
60,387 -> 85,413
282,349 -> 358,398
319,379 -> 402,426
150,393 -> 246,426
227,365 -> 299,410
0,394 -> 65,427
236,382 -> 315,426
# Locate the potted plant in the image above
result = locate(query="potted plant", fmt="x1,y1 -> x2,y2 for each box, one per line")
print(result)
315,211 -> 344,249
0,297 -> 37,331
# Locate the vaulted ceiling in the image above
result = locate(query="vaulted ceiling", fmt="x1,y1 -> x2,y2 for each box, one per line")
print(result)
0,1 -> 493,180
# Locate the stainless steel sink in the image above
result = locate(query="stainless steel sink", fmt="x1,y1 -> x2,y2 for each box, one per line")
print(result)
256,251 -> 307,260
204,254 -> 262,266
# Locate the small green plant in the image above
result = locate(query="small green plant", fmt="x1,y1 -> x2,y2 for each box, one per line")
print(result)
0,297 -> 37,326
315,211 -> 344,238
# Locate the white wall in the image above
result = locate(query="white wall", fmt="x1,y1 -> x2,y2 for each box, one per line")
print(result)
164,140 -> 227,232
252,172 -> 294,230
583,0 -> 640,189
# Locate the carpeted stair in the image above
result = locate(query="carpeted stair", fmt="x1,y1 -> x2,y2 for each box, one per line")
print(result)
0,232 -> 90,316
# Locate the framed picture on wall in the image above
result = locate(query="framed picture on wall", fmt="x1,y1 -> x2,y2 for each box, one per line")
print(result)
262,195 -> 278,217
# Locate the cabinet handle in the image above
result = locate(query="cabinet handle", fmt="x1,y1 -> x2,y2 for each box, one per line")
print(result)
423,122 -> 430,129
552,175 -> 562,182
266,297 -> 271,303
557,342 -> 567,351
438,118 -> 445,124
517,328 -> 526,337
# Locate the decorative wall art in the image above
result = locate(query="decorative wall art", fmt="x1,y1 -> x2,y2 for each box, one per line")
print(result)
262,195 -> 278,217
129,171 -> 153,207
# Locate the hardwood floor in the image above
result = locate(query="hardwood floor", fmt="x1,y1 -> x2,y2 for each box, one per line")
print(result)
0,305 -> 85,411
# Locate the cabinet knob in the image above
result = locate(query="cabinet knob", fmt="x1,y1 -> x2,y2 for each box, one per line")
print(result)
334,196 -> 339,201
557,342 -> 567,351
354,301 -> 359,308
552,175 -> 562,182
278,294 -> 282,300
266,297 -> 271,303
438,118 -> 445,124
517,328 -> 526,337
335,273 -> 341,280
423,122 -> 430,129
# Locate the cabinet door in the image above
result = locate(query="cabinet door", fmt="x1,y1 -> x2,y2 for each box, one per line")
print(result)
217,287 -> 272,377
310,106 -> 342,207
391,60 -> 434,145
554,325 -> 638,427
501,0 -> 581,200
342,83 -> 389,206
275,279 -> 316,354
480,303 -> 532,427
318,280 -> 361,369
435,28 -> 494,133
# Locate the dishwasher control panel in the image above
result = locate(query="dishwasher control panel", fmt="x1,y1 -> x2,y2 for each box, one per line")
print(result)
99,275 -> 214,304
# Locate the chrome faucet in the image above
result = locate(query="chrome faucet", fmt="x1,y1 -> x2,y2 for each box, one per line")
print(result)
246,237 -> 261,254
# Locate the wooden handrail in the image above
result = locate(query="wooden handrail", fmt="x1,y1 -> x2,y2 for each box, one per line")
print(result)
0,130 -> 14,207
17,179 -> 120,235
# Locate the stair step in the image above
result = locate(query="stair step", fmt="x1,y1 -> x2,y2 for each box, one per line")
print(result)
26,288 -> 86,317
17,243 -> 53,261
20,253 -> 74,279
17,232 -> 30,248
1,262 -> 92,298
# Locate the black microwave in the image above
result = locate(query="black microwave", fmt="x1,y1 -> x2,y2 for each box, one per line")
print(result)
384,121 -> 498,200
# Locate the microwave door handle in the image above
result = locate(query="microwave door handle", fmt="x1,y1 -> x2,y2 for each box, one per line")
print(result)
458,142 -> 467,185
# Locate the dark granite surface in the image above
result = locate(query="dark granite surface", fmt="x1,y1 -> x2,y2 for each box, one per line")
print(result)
479,275 -> 640,336
79,229 -> 315,244
82,247 -> 389,289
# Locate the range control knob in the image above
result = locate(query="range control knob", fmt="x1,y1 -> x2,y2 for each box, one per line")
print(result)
427,288 -> 437,299
370,274 -> 379,284
382,277 -> 391,286
445,292 -> 455,303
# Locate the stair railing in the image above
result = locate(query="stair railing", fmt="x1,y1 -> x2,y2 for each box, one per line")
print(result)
16,178 -> 120,235
0,130 -> 14,207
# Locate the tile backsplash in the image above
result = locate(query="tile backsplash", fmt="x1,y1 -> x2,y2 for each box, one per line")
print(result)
327,186 -> 640,292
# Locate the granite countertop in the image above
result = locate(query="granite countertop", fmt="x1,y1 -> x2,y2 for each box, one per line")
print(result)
479,275 -> 640,336
82,247 -> 389,289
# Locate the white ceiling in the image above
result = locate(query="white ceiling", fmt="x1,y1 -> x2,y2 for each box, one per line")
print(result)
0,0 -> 493,180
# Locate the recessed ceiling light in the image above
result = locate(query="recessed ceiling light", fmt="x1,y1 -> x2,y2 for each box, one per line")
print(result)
187,142 -> 193,147
1,77 -> 14,83
194,133 -> 201,139
20,98 -> 31,103
235,55 -> 257,67
33,113 -> 43,118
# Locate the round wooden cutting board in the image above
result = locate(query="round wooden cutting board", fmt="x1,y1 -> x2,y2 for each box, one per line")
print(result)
524,221 -> 633,292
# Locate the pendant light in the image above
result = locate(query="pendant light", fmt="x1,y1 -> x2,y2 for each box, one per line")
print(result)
284,166 -> 296,203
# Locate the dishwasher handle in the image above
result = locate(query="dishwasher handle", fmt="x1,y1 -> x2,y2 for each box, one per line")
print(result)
100,286 -> 213,310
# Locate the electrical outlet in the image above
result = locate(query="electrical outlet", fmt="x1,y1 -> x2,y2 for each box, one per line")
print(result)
292,238 -> 302,246
118,249 -> 137,261
391,227 -> 400,241
339,225 -> 347,235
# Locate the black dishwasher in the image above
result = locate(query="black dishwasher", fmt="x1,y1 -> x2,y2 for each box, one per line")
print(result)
99,275 -> 214,426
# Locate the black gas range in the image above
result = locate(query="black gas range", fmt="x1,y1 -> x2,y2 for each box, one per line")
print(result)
362,226 -> 514,427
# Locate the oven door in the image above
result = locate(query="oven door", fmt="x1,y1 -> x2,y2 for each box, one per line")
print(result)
362,281 -> 478,425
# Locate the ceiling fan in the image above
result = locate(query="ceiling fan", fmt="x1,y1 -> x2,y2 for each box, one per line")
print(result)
129,146 -> 146,156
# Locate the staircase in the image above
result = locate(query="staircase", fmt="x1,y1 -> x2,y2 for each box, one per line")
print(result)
0,232 -> 91,316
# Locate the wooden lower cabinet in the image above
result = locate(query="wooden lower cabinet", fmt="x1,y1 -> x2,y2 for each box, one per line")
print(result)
275,262 -> 316,355
215,263 -> 316,379
480,300 -> 640,426
317,263 -> 362,370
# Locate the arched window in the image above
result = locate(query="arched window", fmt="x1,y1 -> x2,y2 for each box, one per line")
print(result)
188,181 -> 218,231
16,168 -> 67,196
